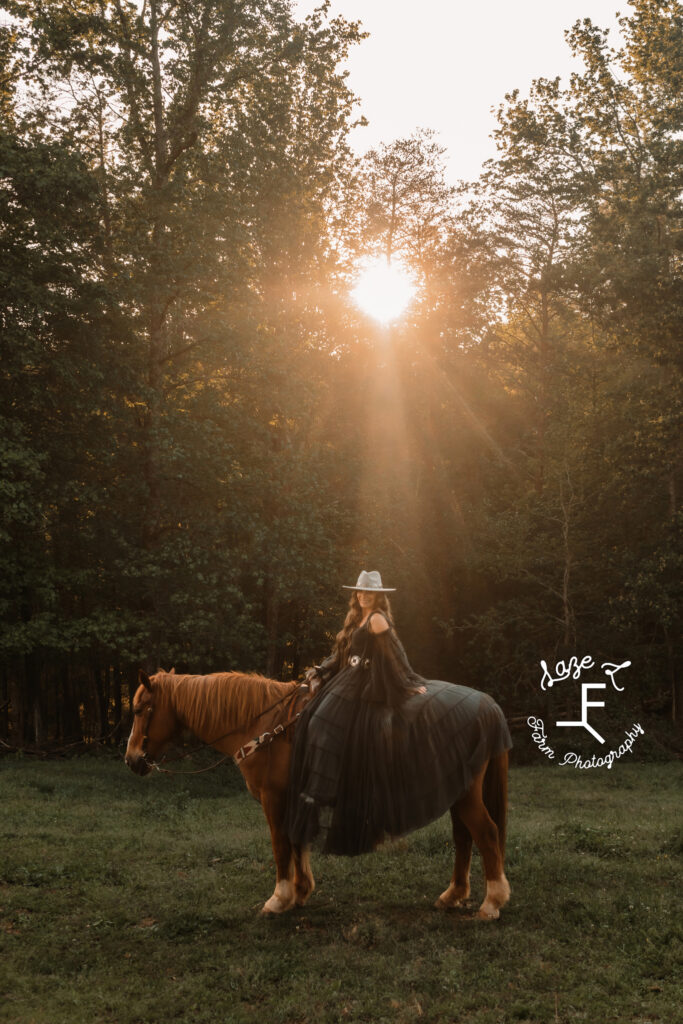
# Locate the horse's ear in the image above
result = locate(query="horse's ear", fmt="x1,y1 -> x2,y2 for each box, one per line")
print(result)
138,669 -> 153,691
168,667 -> 176,675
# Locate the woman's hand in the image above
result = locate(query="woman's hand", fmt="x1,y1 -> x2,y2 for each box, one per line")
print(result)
304,667 -> 322,692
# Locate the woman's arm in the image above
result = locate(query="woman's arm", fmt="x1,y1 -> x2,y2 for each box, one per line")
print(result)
365,616 -> 427,699
368,611 -> 390,635
305,648 -> 340,691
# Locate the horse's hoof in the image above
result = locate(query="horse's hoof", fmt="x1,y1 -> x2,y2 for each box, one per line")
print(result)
261,896 -> 296,915
477,905 -> 500,920
261,880 -> 296,915
261,898 -> 287,915
435,885 -> 469,910
294,885 -> 314,907
434,896 -> 462,910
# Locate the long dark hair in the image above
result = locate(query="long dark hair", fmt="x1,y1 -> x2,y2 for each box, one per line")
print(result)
334,591 -> 394,665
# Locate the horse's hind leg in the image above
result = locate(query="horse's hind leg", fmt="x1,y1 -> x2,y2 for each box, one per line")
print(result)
292,844 -> 315,907
435,808 -> 472,909
456,765 -> 510,920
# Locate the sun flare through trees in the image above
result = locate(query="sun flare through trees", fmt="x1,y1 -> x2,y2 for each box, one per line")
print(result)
0,0 -> 680,747
351,259 -> 417,323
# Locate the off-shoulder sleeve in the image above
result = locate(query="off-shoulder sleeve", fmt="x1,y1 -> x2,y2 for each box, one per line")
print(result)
362,628 -> 422,705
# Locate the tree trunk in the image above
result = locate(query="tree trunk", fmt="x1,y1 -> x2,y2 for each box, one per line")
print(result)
113,664 -> 123,742
61,661 -> 84,744
24,652 -> 45,746
90,659 -> 103,743
265,582 -> 280,678
560,468 -> 576,648
665,632 -> 680,727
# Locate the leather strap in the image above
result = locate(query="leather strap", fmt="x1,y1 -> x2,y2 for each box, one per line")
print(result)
234,684 -> 313,763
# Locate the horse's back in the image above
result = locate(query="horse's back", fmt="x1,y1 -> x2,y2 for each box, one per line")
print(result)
405,679 -> 507,725
399,678 -> 511,776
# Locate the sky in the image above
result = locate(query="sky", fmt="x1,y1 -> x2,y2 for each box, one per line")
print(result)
292,0 -> 625,183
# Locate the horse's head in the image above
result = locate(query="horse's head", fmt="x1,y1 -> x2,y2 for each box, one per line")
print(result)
125,669 -> 179,776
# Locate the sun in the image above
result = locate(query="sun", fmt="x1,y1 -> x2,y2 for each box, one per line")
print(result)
351,259 -> 416,323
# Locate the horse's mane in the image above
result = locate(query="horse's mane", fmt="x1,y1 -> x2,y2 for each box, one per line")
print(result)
151,671 -> 296,739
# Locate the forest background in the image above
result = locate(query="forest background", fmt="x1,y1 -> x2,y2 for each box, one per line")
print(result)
0,0 -> 680,752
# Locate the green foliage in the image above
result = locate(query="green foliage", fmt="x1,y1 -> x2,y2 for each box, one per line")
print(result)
421,0 -> 682,712
0,0 -> 365,740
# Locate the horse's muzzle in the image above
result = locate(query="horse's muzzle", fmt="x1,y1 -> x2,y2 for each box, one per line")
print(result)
125,753 -> 152,777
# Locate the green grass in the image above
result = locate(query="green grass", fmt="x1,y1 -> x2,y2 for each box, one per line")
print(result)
0,756 -> 680,1024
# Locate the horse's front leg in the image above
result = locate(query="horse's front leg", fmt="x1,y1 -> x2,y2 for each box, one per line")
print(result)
260,792 -> 297,915
292,843 -> 315,907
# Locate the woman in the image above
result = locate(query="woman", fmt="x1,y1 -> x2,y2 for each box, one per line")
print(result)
286,570 -> 513,857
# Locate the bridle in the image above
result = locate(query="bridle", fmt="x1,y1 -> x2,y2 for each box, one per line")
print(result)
136,702 -> 156,759
132,684 -> 311,775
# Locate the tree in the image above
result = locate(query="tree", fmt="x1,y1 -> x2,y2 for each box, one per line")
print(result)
0,0 -> 366,743
0,83 -> 130,741
434,0 -> 682,717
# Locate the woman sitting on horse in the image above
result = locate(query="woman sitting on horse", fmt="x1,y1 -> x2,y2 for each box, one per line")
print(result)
286,570 -> 513,860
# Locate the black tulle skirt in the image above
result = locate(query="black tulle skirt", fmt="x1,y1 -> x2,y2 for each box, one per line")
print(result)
285,665 -> 512,856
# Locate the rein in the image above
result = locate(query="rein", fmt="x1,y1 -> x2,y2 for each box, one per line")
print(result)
141,682 -> 310,776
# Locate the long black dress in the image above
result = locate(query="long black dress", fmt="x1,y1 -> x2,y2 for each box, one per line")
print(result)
286,618 -> 512,856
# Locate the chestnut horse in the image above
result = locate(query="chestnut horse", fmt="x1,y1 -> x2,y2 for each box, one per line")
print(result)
125,669 -> 510,919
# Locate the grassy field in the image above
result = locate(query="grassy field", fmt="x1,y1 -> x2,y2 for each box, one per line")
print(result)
0,754 -> 680,1024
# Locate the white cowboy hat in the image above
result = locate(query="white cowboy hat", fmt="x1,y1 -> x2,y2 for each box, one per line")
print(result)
342,570 -> 396,592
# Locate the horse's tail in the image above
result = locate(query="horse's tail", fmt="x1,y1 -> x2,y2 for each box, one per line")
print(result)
483,750 -> 508,855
